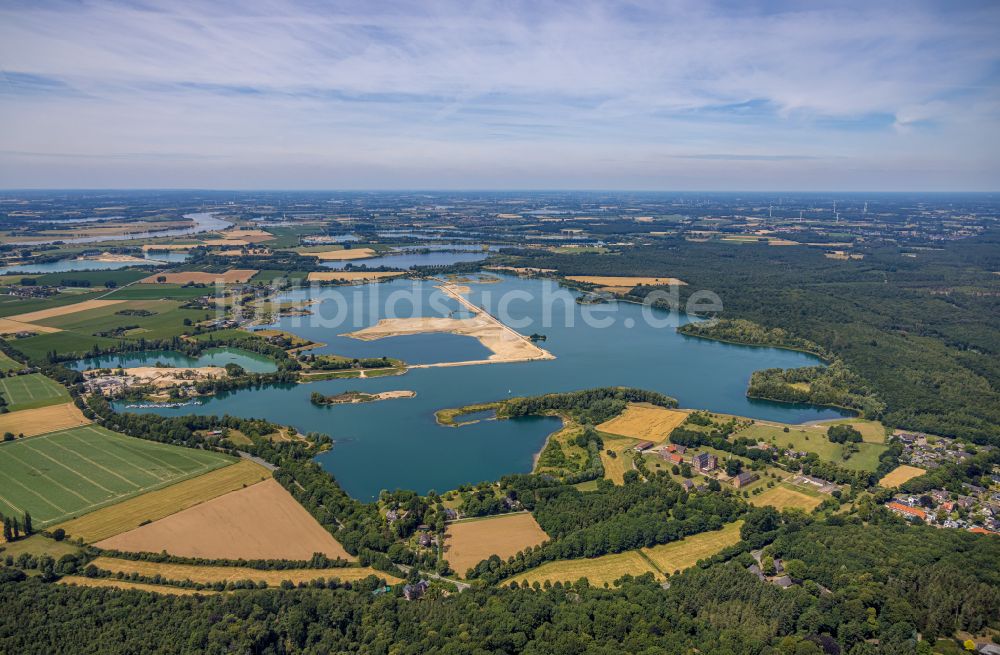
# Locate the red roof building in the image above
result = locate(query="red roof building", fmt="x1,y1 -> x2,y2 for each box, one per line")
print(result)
886,502 -> 927,521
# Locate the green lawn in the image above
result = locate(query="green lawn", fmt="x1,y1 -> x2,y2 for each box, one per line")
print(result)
0,351 -> 23,372
0,424 -> 236,527
0,533 -> 83,560
0,374 -> 71,411
739,422 -> 887,471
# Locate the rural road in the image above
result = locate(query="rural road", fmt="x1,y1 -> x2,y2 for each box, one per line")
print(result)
395,563 -> 471,591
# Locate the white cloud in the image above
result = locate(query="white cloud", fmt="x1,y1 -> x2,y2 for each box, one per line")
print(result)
0,0 -> 998,188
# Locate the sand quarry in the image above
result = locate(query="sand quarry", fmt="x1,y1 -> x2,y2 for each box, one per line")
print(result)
343,282 -> 554,366
95,478 -> 352,560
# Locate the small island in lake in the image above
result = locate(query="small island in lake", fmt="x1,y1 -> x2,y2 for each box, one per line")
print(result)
310,390 -> 416,405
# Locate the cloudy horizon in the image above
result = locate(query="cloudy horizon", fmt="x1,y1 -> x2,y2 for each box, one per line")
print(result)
1,0 -> 999,191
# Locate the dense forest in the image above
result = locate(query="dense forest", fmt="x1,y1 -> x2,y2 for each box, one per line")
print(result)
505,231 -> 1000,444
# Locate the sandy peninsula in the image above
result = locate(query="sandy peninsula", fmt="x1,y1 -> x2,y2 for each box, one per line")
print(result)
342,281 -> 554,365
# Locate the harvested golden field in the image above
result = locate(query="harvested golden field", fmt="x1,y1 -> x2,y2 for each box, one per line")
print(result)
56,460 -> 271,543
566,275 -> 686,287
59,575 -> 216,596
139,269 -> 257,284
641,521 -> 743,575
506,550 -> 659,587
445,513 -> 548,577
95,478 -> 353,560
7,299 -> 124,323
879,465 -> 926,488
217,229 -> 273,243
0,317 -> 62,334
89,557 -> 401,585
597,403 -> 689,443
0,402 -> 90,438
749,485 -> 824,512
305,248 -> 376,261
307,271 -> 406,282
599,436 -> 636,484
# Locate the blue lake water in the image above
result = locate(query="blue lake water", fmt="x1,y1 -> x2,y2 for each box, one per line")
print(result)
17,212 -> 231,245
0,252 -> 181,274
323,251 -> 488,270
73,347 -> 278,373
121,275 -> 849,500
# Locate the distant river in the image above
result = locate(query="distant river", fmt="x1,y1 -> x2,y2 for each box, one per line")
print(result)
118,275 -> 849,500
15,212 -> 231,245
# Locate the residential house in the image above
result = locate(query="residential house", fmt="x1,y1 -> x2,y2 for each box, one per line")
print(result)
886,501 -> 927,522
733,472 -> 759,488
692,452 -> 717,472
403,580 -> 430,600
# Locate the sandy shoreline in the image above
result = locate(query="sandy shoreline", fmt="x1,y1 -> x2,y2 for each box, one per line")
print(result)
342,281 -> 554,365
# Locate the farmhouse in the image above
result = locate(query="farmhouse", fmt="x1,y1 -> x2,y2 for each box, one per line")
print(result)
667,453 -> 684,465
692,452 -> 717,472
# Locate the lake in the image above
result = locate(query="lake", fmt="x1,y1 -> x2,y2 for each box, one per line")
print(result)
323,251 -> 488,270
17,212 -> 231,245
118,275 -> 849,500
73,347 -> 278,373
0,252 -> 181,274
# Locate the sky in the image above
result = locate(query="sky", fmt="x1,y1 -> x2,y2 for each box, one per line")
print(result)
1,0 -> 999,191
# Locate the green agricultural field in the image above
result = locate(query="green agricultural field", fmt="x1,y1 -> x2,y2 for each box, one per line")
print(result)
31,300 -> 210,341
0,424 -> 236,527
10,332 -> 119,363
0,291 -> 102,318
103,285 -> 219,300
251,270 -> 309,283
34,269 -> 150,288
0,373 -> 71,411
0,351 -> 23,372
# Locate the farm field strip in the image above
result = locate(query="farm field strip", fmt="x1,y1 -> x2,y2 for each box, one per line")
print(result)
59,576 -> 218,596
0,402 -> 90,438
878,464 -> 926,488
507,521 -> 745,586
506,550 -> 660,587
748,484 -> 824,511
596,403 -> 689,442
89,557 -> 402,585
94,478 -> 353,561
0,373 -> 71,411
641,521 -> 744,575
55,459 -> 271,542
4,299 -> 125,323
0,425 -> 234,526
